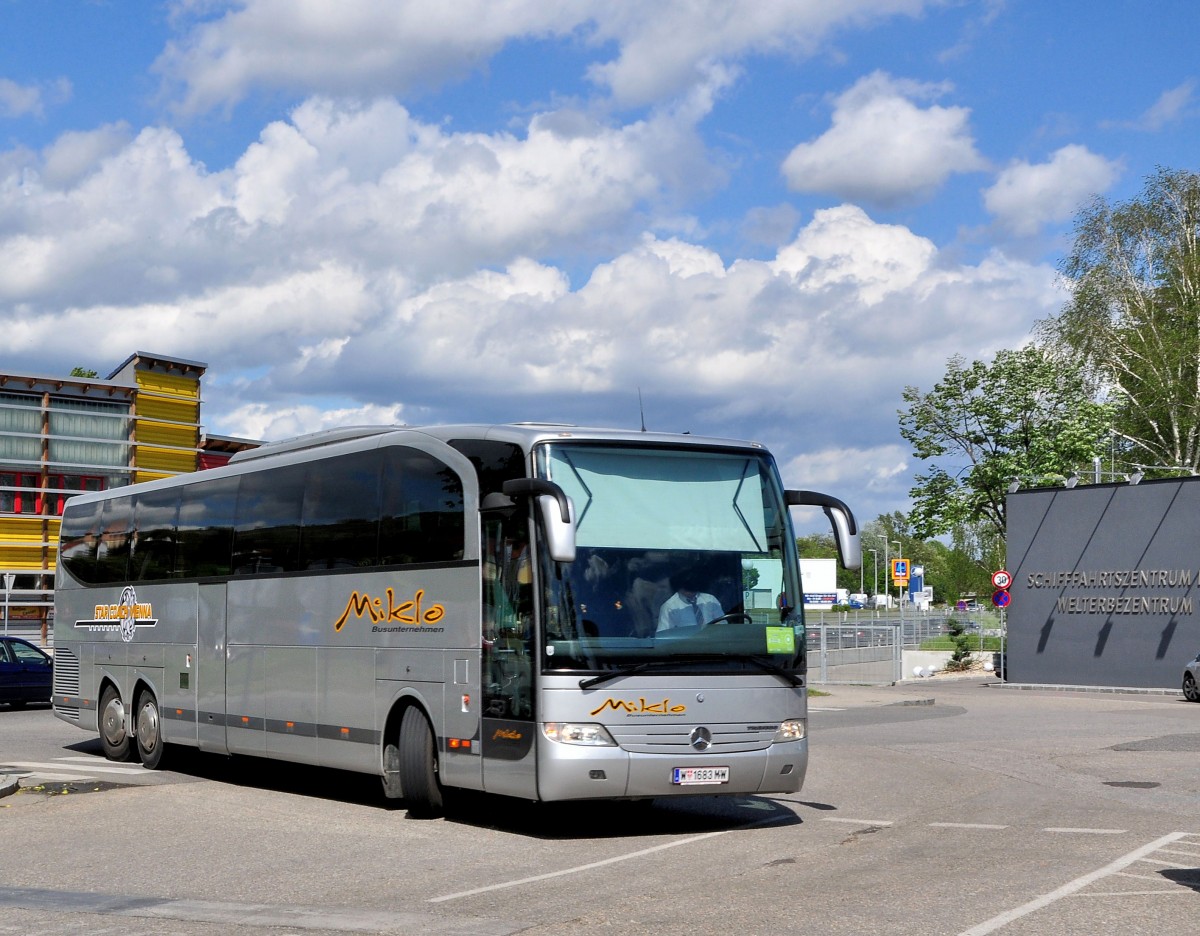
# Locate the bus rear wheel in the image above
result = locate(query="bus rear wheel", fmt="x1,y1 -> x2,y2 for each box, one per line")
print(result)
134,691 -> 168,770
399,707 -> 443,818
99,685 -> 131,762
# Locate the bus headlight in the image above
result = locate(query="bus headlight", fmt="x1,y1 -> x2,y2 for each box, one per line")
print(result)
542,722 -> 618,746
773,718 -> 806,742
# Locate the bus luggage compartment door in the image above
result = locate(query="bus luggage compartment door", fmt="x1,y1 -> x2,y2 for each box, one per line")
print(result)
196,583 -> 228,754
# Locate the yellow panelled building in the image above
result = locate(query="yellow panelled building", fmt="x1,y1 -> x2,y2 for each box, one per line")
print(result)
0,352 -> 241,644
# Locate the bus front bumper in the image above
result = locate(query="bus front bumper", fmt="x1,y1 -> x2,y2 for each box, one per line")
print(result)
535,736 -> 808,802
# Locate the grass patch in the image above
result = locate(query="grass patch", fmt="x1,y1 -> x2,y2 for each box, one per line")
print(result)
920,636 -> 1003,652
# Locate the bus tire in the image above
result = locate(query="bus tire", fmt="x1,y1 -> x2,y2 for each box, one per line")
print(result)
134,690 -> 168,770
399,707 -> 443,818
99,684 -> 131,762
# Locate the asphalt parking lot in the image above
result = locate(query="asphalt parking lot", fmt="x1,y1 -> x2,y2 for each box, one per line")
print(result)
3,678 -> 1199,935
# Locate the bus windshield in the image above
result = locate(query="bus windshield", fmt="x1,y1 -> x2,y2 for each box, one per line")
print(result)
535,443 -> 804,676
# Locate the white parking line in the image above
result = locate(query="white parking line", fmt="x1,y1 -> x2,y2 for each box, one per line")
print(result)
1044,827 -> 1127,834
820,817 -> 894,826
958,831 -> 1190,936
930,822 -> 1008,830
429,811 -> 794,903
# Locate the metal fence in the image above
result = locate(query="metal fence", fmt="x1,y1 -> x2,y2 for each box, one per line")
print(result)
806,609 -> 1005,684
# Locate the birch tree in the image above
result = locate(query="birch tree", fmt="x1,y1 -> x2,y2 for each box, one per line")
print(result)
1038,167 -> 1200,471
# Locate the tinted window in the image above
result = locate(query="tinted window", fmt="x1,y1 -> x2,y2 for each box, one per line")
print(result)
233,465 -> 305,574
92,497 -> 134,584
131,487 -> 180,581
380,447 -> 465,564
448,439 -> 525,498
60,498 -> 103,582
300,451 -> 382,569
176,477 -> 238,578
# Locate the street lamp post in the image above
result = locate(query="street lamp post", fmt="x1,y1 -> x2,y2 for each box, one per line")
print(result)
867,549 -> 878,602
891,540 -> 903,634
890,541 -> 901,605
879,537 -> 892,609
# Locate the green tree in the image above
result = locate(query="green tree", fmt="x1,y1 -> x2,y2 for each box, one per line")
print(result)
1039,167 -> 1200,473
899,347 -> 1113,543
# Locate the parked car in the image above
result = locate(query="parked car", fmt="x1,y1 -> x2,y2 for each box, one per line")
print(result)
0,636 -> 53,707
1183,652 -> 1200,702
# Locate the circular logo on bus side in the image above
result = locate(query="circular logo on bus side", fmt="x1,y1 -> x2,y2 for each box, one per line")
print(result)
689,727 -> 712,751
119,586 -> 138,643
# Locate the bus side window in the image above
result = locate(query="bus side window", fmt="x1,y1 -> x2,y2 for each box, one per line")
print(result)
380,448 -> 465,565
300,451 -> 382,570
131,488 -> 180,581
60,498 -> 103,583
176,477 -> 238,579
233,465 -> 305,575
93,496 -> 134,584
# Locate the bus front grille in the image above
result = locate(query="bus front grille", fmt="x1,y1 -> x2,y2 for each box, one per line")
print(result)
609,724 -> 776,755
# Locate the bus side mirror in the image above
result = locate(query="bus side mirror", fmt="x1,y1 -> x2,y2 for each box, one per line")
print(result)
785,490 -> 861,571
501,479 -> 577,563
538,493 -> 576,563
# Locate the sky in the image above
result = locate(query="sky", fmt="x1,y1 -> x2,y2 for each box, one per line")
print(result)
1,1 -> 1197,533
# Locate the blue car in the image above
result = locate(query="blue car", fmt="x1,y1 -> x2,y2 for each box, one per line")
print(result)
0,636 -> 53,707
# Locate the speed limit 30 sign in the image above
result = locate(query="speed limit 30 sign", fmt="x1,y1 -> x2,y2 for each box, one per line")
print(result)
991,569 -> 1012,590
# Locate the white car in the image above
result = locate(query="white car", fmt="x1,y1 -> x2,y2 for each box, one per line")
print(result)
1183,653 -> 1200,702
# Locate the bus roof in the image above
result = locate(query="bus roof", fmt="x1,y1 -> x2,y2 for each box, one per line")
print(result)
228,423 -> 769,465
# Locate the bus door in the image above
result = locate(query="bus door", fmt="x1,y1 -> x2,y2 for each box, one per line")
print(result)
196,582 -> 228,753
480,511 -> 537,797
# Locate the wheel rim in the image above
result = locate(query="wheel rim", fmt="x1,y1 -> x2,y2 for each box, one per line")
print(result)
137,699 -> 159,756
101,695 -> 126,747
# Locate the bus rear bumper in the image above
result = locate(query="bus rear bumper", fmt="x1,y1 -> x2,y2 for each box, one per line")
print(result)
536,737 -> 807,801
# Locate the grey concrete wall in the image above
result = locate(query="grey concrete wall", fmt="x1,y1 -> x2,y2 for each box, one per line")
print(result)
1007,477 -> 1200,689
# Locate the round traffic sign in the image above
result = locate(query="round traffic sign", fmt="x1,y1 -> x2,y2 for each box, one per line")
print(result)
992,589 -> 1011,608
991,569 -> 1012,590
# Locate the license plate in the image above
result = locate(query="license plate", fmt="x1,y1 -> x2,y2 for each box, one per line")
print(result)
672,766 -> 729,785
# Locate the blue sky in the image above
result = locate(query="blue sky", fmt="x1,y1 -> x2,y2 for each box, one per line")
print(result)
1,1 -> 1196,532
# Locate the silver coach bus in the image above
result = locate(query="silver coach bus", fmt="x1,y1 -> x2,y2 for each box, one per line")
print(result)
51,424 -> 858,816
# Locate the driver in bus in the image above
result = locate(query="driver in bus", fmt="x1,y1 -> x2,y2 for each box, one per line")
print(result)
656,569 -> 723,631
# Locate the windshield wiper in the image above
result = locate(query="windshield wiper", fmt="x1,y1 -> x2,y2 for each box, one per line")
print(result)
578,654 -> 802,689
579,661 -> 658,689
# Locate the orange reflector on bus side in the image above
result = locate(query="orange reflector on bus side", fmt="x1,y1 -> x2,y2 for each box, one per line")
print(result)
241,716 -> 250,724
340,727 -> 350,736
447,738 -> 472,750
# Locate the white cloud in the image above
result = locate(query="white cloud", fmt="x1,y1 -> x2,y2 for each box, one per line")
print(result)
154,0 -> 936,114
1135,79 -> 1195,131
214,401 -> 410,442
584,1 -> 931,107
154,1 -> 584,115
983,145 -> 1121,237
781,71 -> 987,207
40,124 -> 134,189
0,97 -> 704,308
0,76 -> 71,118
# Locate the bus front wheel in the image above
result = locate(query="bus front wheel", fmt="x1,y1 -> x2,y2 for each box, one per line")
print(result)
99,685 -> 131,762
134,690 -> 168,770
399,707 -> 443,818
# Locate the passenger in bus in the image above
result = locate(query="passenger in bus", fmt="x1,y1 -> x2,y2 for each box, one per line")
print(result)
656,570 -> 723,631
